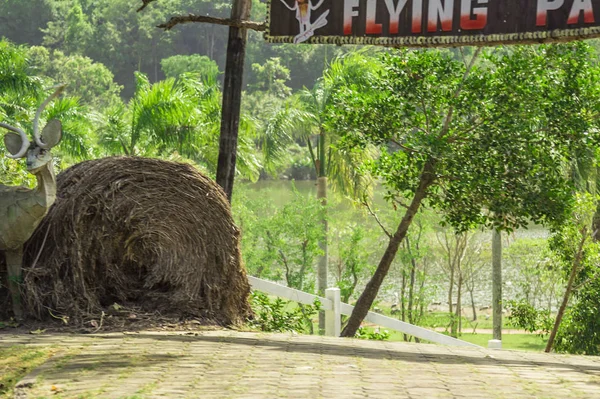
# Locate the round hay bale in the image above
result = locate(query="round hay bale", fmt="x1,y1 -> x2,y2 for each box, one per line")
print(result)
19,156 -> 251,326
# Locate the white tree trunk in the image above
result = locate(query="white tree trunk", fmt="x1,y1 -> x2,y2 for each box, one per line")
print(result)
492,229 -> 502,341
317,176 -> 328,334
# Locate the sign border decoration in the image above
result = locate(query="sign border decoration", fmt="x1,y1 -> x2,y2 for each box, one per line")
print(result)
264,0 -> 600,47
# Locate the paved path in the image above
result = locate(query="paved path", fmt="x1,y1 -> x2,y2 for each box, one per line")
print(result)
2,330 -> 600,398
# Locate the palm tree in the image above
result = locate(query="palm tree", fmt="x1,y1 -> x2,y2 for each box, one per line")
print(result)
97,72 -> 261,181
1,40 -> 95,182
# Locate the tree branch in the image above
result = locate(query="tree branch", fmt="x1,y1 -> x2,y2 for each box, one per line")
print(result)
439,47 -> 482,140
390,138 -> 420,154
392,197 -> 411,210
157,14 -> 266,31
420,96 -> 431,134
363,201 -> 392,238
137,0 -> 157,12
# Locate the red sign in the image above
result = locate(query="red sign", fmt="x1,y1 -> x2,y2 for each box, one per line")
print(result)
265,0 -> 600,46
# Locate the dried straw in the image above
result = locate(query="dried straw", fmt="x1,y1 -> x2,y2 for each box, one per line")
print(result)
16,157 -> 251,326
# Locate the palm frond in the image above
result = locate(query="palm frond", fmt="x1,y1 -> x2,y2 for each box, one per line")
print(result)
327,144 -> 377,199
44,96 -> 94,160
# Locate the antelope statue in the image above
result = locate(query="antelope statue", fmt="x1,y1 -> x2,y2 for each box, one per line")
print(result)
1,85 -> 65,319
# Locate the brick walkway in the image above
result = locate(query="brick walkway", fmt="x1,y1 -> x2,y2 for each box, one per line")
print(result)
2,330 -> 600,398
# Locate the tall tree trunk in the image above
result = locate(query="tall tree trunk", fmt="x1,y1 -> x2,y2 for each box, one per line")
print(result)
316,130 -> 328,334
418,264 -> 427,322
317,176 -> 328,333
593,165 -> 600,241
341,158 -> 436,337
407,236 -> 416,325
401,272 -> 407,341
469,283 -> 477,321
492,229 -> 502,341
593,207 -> 600,241
448,267 -> 455,314
216,0 -> 252,201
456,274 -> 463,335
545,227 -> 587,353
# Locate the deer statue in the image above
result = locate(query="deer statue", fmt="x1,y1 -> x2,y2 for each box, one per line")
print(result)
1,85 -> 65,319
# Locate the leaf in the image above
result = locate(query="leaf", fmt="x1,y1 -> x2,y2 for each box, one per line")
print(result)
30,329 -> 46,335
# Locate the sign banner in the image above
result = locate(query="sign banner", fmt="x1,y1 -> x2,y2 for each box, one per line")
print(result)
265,0 -> 600,47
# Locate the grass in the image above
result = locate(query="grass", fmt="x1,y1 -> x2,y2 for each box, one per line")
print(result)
252,298 -> 547,352
378,310 -> 497,331
458,333 -> 547,351
360,326 -> 547,352
0,345 -> 57,398
418,312 -> 496,331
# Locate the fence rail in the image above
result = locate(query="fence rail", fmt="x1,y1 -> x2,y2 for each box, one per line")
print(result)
248,276 -> 480,348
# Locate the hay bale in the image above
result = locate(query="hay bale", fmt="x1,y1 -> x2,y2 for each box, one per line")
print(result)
18,156 -> 251,326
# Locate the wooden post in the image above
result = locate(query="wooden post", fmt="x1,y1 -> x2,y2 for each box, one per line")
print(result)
325,287 -> 341,337
216,0 -> 252,201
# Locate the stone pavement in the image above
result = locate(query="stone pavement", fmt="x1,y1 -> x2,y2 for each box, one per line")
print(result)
2,330 -> 600,399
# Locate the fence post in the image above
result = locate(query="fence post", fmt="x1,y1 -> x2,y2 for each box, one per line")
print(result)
325,288 -> 341,337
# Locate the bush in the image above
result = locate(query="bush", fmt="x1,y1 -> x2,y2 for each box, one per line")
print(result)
355,326 -> 390,341
506,300 -> 552,337
248,292 -> 320,334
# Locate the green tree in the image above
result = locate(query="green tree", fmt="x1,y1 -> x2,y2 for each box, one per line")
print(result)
42,1 -> 92,54
0,40 -> 94,184
0,0 -> 52,45
332,224 -> 372,304
64,2 -> 94,54
97,72 -> 208,157
96,71 -> 260,180
249,57 -> 292,98
329,45 -> 600,337
29,47 -> 122,110
161,54 -> 221,81
236,187 -> 324,291
548,194 -> 600,353
0,41 -> 43,121
263,53 -> 380,332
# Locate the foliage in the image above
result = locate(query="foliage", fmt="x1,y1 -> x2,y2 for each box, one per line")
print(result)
549,194 -> 600,354
235,186 -> 324,291
0,157 -> 33,186
249,57 -> 292,98
355,326 -> 390,341
248,291 -> 320,334
0,40 -> 95,183
555,279 -> 600,355
1,0 -> 342,96
0,41 -> 42,100
328,44 -> 600,336
92,70 -> 260,180
161,54 -> 220,81
0,0 -> 52,46
29,47 -> 123,109
504,237 -> 561,310
506,300 -> 553,337
333,46 -> 600,232
333,225 -> 372,303
263,52 -> 381,196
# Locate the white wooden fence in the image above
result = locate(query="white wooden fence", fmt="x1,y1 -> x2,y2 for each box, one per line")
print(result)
248,276 -> 480,348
